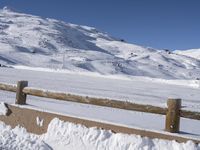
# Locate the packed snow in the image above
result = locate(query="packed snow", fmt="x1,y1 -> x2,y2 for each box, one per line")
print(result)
0,67 -> 200,140
0,102 -> 7,115
0,118 -> 199,150
0,67 -> 200,112
0,7 -> 200,79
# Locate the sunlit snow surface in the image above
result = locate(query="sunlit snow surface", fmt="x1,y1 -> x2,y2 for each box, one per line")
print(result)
0,118 -> 199,150
0,67 -> 200,111
0,102 -> 7,115
0,67 -> 200,140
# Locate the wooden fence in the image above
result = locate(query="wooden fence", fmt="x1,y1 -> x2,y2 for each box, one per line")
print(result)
0,80 -> 200,134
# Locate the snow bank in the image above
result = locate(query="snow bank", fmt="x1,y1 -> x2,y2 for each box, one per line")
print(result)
0,102 -> 8,115
0,122 -> 50,150
0,118 -> 199,150
41,118 -> 200,150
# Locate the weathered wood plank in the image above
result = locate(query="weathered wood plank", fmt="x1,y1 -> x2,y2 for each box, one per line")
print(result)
0,83 -> 17,92
22,87 -> 200,120
23,87 -> 167,115
180,110 -> 200,120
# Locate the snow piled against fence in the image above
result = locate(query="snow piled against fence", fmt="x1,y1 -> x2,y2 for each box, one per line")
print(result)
0,122 -> 50,150
0,118 -> 199,150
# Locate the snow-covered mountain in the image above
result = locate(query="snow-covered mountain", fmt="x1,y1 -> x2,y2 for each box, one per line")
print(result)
0,7 -> 200,79
175,49 -> 200,60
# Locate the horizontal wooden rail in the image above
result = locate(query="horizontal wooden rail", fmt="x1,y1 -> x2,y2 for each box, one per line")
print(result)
0,82 -> 17,92
23,87 -> 167,115
23,87 -> 200,121
181,110 -> 200,120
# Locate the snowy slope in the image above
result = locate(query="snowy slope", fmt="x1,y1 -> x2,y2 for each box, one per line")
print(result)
175,49 -> 200,60
0,7 -> 200,79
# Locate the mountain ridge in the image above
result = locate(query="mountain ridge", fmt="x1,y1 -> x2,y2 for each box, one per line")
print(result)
0,7 -> 200,79
175,49 -> 200,60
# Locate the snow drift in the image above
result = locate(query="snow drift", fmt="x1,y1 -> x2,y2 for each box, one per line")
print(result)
0,118 -> 199,150
0,7 -> 200,79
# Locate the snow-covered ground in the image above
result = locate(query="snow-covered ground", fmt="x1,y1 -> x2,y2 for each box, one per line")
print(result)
0,67 -> 200,141
0,7 -> 200,79
0,118 -> 199,150
0,67 -> 200,112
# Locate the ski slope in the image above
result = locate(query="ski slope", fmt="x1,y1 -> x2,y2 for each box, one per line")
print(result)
0,7 -> 200,79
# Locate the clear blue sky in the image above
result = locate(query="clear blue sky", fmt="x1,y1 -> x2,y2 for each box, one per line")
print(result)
0,0 -> 200,50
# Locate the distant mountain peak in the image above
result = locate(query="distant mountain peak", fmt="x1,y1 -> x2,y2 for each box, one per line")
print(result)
175,48 -> 200,60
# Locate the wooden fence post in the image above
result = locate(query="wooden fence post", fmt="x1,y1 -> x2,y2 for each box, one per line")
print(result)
165,98 -> 181,133
15,81 -> 28,104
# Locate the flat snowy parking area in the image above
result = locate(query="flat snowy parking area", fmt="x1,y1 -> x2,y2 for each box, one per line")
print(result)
0,67 -> 199,111
0,67 -> 200,140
